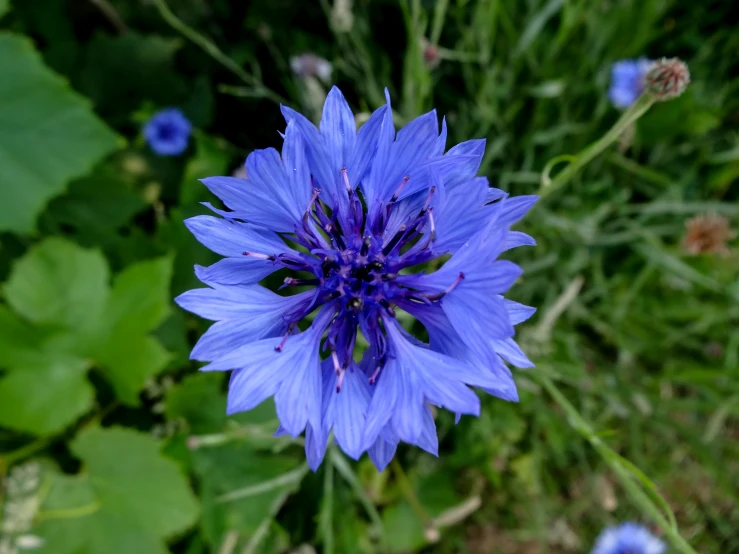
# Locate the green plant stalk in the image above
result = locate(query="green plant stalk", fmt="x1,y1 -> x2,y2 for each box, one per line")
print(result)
150,0 -> 286,105
320,453 -> 335,554
391,458 -> 437,535
539,93 -> 656,197
429,0 -> 449,45
215,463 -> 309,503
538,375 -> 698,554
1,437 -> 51,466
329,449 -> 386,543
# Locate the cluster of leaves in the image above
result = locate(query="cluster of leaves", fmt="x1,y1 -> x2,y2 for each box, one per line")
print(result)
1,0 -> 738,553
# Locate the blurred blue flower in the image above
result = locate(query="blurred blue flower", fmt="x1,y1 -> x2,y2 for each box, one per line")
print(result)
592,522 -> 666,554
608,59 -> 652,108
176,87 -> 537,471
144,108 -> 192,156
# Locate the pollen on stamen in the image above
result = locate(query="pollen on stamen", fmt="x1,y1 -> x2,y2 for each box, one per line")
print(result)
341,167 -> 352,192
428,208 -> 437,241
242,251 -> 274,260
421,186 -> 436,214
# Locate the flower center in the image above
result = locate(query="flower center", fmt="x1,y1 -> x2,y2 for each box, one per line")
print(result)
244,172 -> 463,390
156,122 -> 177,141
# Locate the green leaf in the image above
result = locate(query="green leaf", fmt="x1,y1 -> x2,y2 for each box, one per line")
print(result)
4,238 -> 109,333
165,372 -> 227,434
0,244 -> 174,427
0,33 -> 119,233
103,255 -> 173,336
0,306 -> 53,367
45,163 -> 149,240
93,256 -> 174,403
0,0 -> 10,18
98,335 -> 171,405
382,502 -> 426,553
36,427 -> 200,554
0,356 -> 93,435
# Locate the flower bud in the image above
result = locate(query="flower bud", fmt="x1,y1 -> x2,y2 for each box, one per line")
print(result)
644,57 -> 690,101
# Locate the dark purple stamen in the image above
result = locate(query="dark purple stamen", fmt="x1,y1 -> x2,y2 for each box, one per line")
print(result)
390,175 -> 411,202
426,272 -> 464,301
273,176 -> 461,381
382,224 -> 407,256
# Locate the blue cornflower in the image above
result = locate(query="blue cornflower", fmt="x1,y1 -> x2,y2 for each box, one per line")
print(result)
176,87 -> 537,471
144,108 -> 192,156
608,59 -> 652,108
591,522 -> 666,554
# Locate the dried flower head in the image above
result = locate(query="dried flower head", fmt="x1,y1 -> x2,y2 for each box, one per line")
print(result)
176,87 -> 537,471
644,57 -> 690,101
682,212 -> 734,255
421,37 -> 441,69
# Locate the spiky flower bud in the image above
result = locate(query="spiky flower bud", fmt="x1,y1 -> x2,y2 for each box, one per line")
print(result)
644,58 -> 690,101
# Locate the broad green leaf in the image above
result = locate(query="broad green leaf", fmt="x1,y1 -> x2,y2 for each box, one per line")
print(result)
98,334 -> 171,404
0,306 -> 92,435
0,0 -> 9,18
165,372 -> 227,434
0,356 -> 92,435
103,255 -> 173,335
36,427 -> 199,554
0,306 -> 52,367
192,442 -> 304,547
34,472 -> 99,554
0,243 -> 174,427
93,255 -> 174,403
45,163 -> 149,242
0,33 -> 119,233
4,237 -> 109,333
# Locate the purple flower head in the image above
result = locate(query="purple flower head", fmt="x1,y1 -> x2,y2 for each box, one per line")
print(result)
144,108 -> 192,156
176,87 -> 537,471
591,522 -> 666,554
608,59 -> 652,108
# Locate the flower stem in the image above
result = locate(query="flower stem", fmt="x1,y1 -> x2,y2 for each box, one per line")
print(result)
150,0 -> 287,106
539,93 -> 656,197
537,374 -> 698,554
391,458 -> 439,541
2,437 -> 51,466
320,451 -> 335,554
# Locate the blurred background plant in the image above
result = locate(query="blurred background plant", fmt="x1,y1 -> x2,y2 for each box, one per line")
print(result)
0,0 -> 737,553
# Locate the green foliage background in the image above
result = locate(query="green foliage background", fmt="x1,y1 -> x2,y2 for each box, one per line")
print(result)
0,0 -> 738,553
